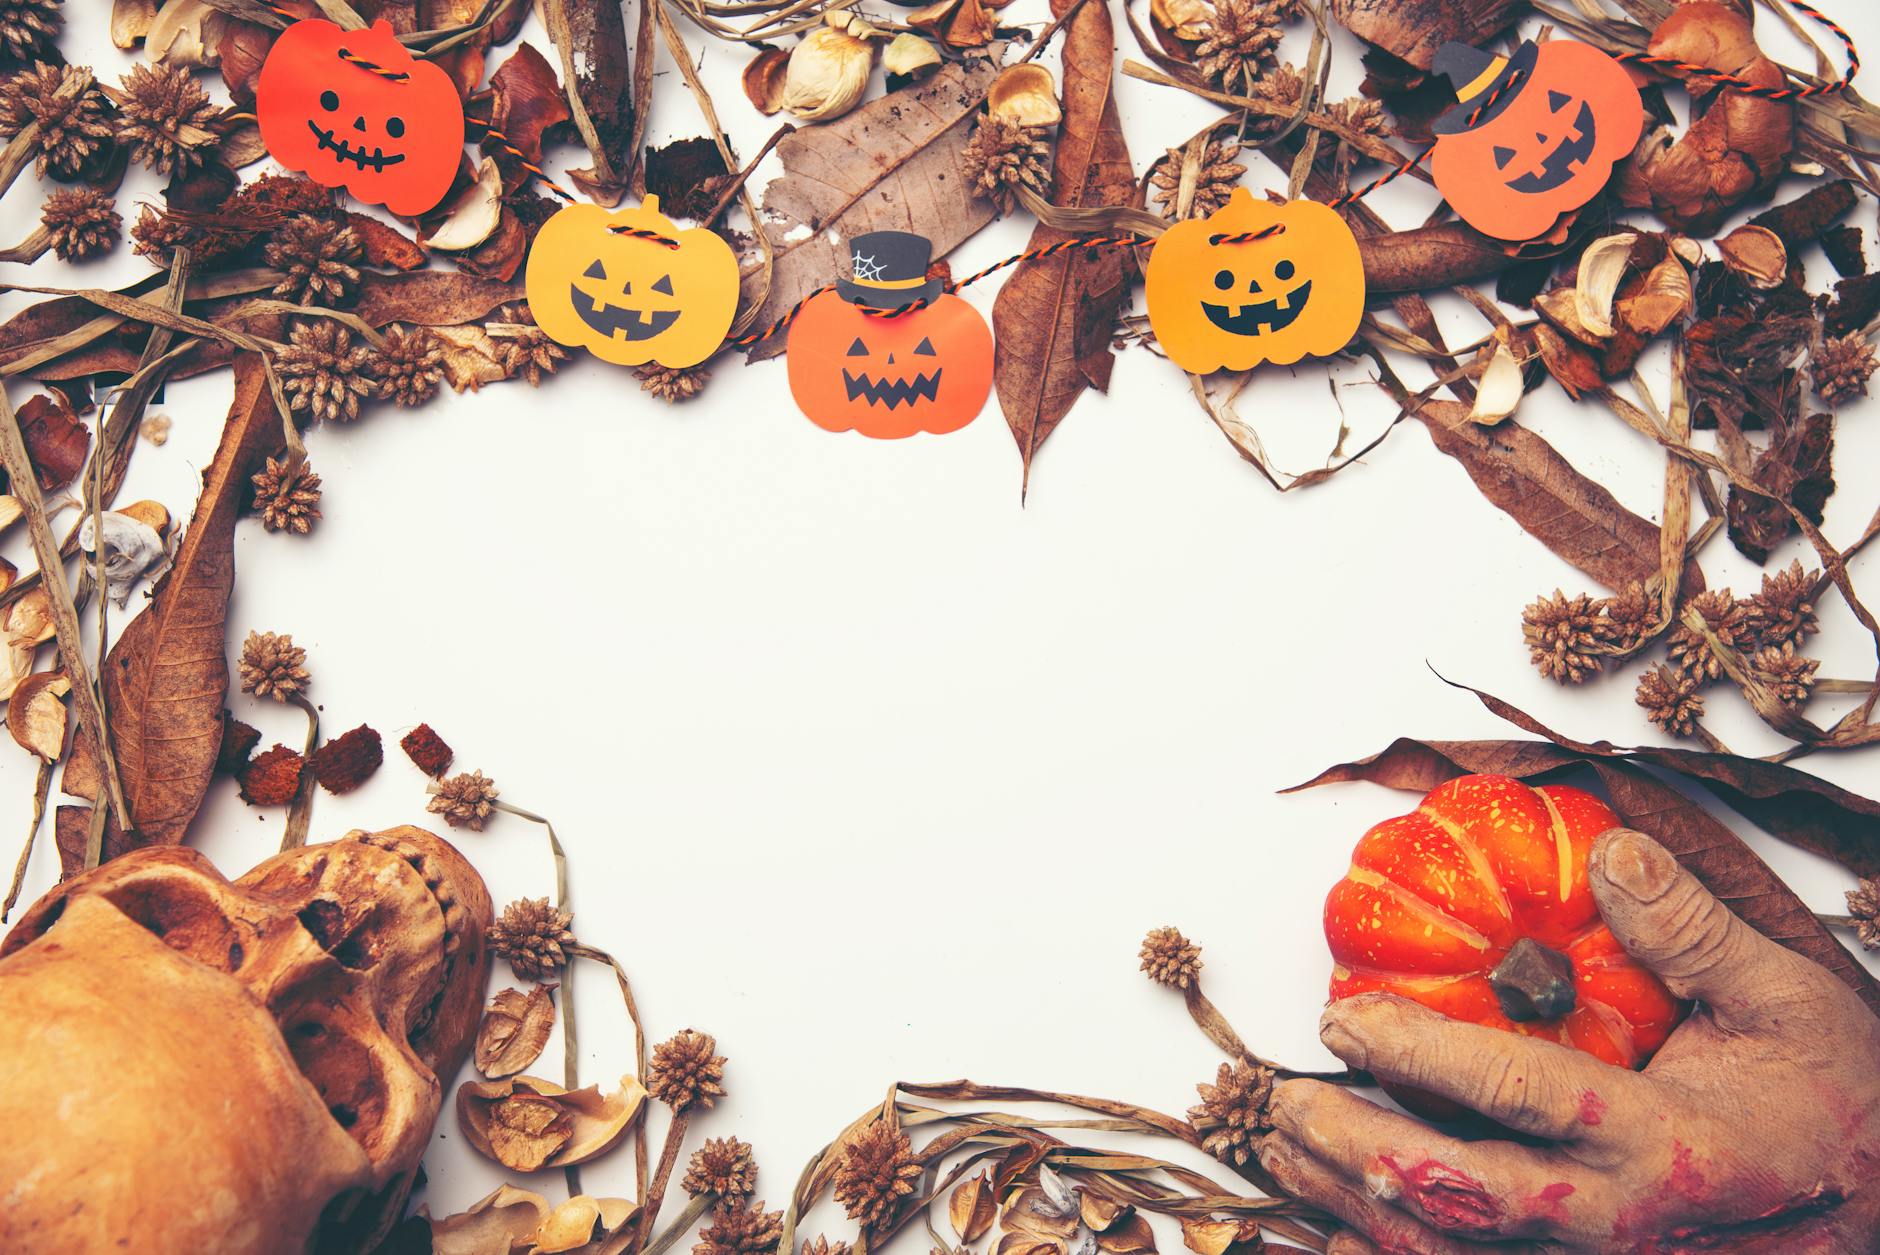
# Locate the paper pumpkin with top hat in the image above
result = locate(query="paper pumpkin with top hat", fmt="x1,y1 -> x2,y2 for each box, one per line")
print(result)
256,18 -> 465,217
786,231 -> 993,439
1145,188 -> 1365,374
1429,37 -> 1643,241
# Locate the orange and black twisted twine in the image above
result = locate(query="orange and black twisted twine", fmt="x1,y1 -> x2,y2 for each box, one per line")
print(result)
1614,0 -> 1857,101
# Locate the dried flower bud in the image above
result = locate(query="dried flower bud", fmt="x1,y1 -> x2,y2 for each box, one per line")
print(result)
1139,926 -> 1202,989
238,629 -> 309,702
781,22 -> 875,123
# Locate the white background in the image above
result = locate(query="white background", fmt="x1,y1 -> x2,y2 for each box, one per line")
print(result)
6,0 -> 1880,1233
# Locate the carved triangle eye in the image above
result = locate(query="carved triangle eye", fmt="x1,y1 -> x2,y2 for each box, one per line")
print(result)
1493,145 -> 1518,168
652,274 -> 674,295
1548,90 -> 1571,110
846,337 -> 869,356
913,337 -> 937,356
583,259 -> 606,279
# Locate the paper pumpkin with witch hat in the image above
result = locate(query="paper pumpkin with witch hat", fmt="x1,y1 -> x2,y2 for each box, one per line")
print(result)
525,195 -> 739,369
256,18 -> 465,217
1429,38 -> 1642,242
786,231 -> 993,439
1145,188 -> 1365,374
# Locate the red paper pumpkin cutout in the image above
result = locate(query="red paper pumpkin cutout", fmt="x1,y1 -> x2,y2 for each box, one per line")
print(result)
786,291 -> 992,439
1430,39 -> 1643,241
256,19 -> 465,217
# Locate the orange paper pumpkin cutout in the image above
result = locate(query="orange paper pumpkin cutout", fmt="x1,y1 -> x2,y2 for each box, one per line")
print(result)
1324,775 -> 1685,1121
525,197 -> 739,369
1144,189 -> 1364,374
786,232 -> 992,439
1430,39 -> 1643,242
256,19 -> 464,217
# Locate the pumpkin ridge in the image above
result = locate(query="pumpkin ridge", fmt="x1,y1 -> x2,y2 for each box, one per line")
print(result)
1413,804 -> 1516,926
1344,864 -> 1493,953
1569,993 -> 1638,1062
1534,787 -> 1578,906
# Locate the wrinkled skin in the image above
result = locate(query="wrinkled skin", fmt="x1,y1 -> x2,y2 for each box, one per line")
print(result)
0,827 -> 491,1254
1263,830 -> 1880,1254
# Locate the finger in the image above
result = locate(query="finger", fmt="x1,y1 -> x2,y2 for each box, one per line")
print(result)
1267,1080 -> 1583,1241
1257,1134 -> 1493,1255
1588,828 -> 1829,1033
1320,994 -> 1640,1140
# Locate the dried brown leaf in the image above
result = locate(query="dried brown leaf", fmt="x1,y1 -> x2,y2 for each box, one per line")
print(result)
542,0 -> 635,203
744,56 -> 1003,361
991,0 -> 1135,490
62,354 -> 284,848
16,392 -> 89,491
353,271 -> 525,329
430,1184 -> 553,1255
743,47 -> 790,115
487,43 -> 573,187
476,984 -> 558,1079
1095,1214 -> 1155,1254
1410,400 -> 1701,592
1329,0 -> 1522,70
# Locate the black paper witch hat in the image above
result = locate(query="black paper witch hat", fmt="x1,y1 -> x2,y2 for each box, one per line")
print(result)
1432,39 -> 1541,137
838,231 -> 944,309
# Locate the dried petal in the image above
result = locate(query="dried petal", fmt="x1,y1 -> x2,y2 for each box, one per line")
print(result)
476,984 -> 558,1078
951,1173 -> 997,1242
457,1074 -> 648,1172
8,671 -> 70,761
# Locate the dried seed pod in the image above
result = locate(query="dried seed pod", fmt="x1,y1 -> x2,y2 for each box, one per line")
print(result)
987,63 -> 1060,129
1716,224 -> 1788,289
457,1074 -> 647,1173
8,671 -> 70,761
781,20 -> 875,122
743,47 -> 790,115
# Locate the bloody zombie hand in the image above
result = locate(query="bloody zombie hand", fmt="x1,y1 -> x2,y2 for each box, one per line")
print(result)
1259,829 -> 1880,1254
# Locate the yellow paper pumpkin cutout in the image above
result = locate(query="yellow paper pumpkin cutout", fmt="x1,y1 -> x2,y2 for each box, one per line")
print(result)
1144,189 -> 1365,374
524,196 -> 738,369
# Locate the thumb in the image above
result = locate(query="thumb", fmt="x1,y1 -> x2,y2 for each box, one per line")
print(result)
1589,828 -> 1824,1034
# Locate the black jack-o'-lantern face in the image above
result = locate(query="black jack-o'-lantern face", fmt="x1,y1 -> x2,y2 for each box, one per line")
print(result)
1202,256 -> 1311,337
785,290 -> 994,439
572,260 -> 681,343
1491,91 -> 1599,195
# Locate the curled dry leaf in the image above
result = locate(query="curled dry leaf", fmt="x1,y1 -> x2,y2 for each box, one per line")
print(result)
427,324 -> 511,392
17,392 -> 89,491
744,47 -> 790,116
78,508 -> 170,607
1574,233 -> 1639,339
0,496 -> 21,535
8,671 -> 71,761
531,1195 -> 640,1255
145,0 -> 229,69
476,984 -> 558,1079
1467,334 -> 1526,425
1532,323 -> 1603,400
988,64 -> 1061,129
1179,1218 -> 1261,1255
1151,0 -> 1207,43
1080,1194 -> 1127,1233
488,43 -> 574,181
457,1074 -> 647,1173
907,0 -> 998,50
950,1172 -> 997,1243
4,587 -> 55,701
1617,253 -> 1693,342
1629,1 -> 1795,235
430,1184 -> 552,1255
1717,224 -> 1789,289
425,158 -> 506,253
1096,1215 -> 1155,1255
883,34 -> 942,88
111,0 -> 157,48
1329,0 -> 1522,70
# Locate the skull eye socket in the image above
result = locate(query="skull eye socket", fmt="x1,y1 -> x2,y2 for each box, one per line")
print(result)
1493,145 -> 1518,169
320,89 -> 339,111
386,116 -> 406,139
583,259 -> 606,279
652,274 -> 675,296
1213,268 -> 1235,290
846,337 -> 869,356
914,337 -> 937,356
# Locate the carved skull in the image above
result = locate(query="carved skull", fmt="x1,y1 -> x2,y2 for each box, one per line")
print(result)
0,826 -> 491,1253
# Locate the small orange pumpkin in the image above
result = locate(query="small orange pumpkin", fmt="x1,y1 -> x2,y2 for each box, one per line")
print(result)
256,18 -> 464,216
785,290 -> 992,439
1145,189 -> 1365,374
525,196 -> 739,369
1429,39 -> 1643,241
1324,774 -> 1685,1120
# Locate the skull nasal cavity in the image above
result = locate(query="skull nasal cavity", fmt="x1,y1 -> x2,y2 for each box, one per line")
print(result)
297,899 -> 380,970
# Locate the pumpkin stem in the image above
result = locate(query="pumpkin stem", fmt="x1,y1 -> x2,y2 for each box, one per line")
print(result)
1488,937 -> 1577,1022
